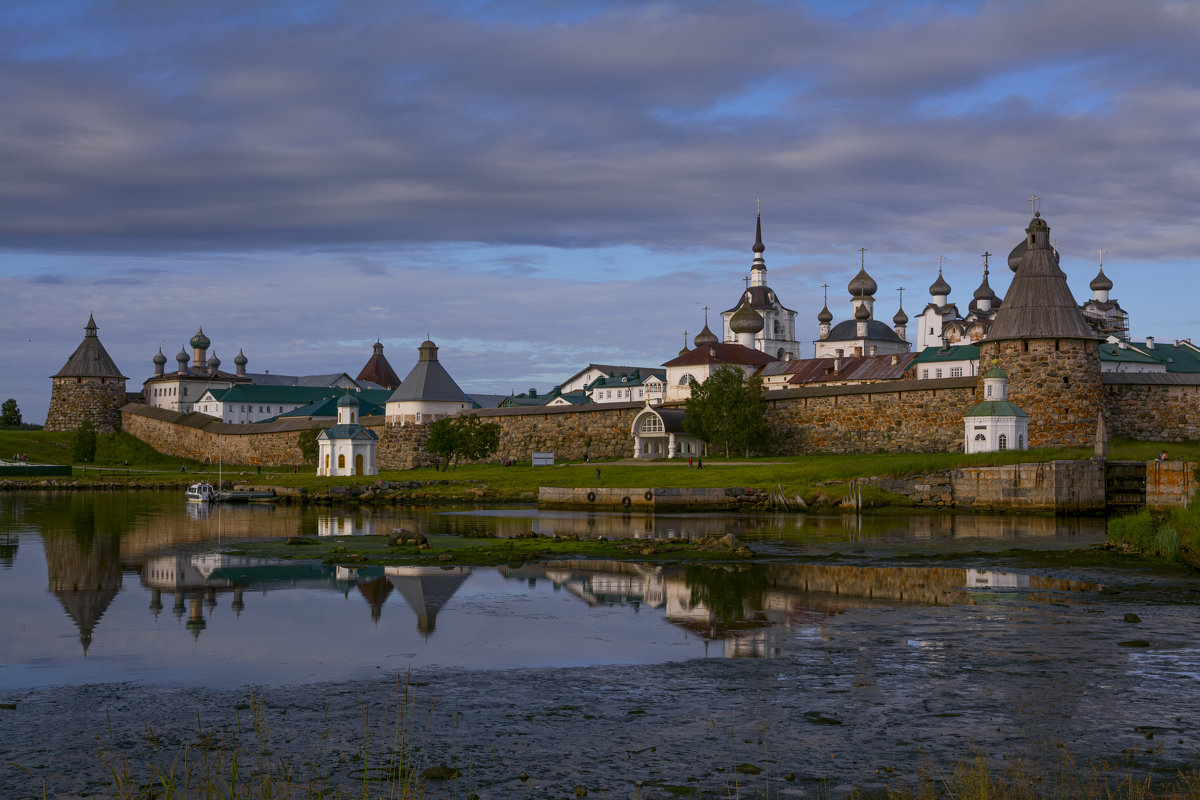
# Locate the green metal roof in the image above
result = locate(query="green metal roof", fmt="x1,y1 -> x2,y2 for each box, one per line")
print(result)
911,344 -> 980,365
1098,345 -> 1163,365
201,385 -> 343,404
964,400 -> 1028,418
317,424 -> 379,441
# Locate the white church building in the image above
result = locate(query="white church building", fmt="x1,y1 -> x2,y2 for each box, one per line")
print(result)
317,393 -> 379,476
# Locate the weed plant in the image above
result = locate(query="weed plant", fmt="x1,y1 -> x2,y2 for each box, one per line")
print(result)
1109,500 -> 1200,567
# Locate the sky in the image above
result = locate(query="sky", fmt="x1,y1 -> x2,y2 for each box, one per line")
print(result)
2,0 -> 1198,424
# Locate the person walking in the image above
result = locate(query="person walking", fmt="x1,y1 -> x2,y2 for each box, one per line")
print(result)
595,467 -> 601,481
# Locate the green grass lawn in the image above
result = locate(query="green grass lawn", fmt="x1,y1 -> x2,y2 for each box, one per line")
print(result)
3,429 -> 1196,506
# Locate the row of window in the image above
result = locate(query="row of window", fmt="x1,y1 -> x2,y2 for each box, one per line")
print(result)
972,432 -> 1023,450
920,367 -> 965,379
152,386 -> 186,397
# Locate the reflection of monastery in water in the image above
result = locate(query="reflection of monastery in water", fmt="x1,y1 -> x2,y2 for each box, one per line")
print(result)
499,561 -> 1100,659
138,555 -> 473,640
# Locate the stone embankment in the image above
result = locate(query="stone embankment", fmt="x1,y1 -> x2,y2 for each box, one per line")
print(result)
538,486 -> 779,511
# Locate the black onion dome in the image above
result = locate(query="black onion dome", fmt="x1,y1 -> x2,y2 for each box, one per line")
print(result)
234,349 -> 248,366
693,324 -> 719,346
152,348 -> 167,366
854,302 -> 870,321
189,326 -> 211,350
973,274 -> 993,300
848,267 -> 877,297
209,352 -> 221,370
752,214 -> 765,254
1090,267 -> 1113,292
176,347 -> 189,365
929,270 -> 951,296
817,303 -> 834,324
893,306 -> 908,325
729,299 -> 765,334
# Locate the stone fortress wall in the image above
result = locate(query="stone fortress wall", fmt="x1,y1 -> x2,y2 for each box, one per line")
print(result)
45,378 -> 128,434
124,371 -> 1200,469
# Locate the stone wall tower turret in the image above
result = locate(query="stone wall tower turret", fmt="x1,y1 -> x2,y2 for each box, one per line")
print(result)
978,212 -> 1105,447
45,315 -> 129,433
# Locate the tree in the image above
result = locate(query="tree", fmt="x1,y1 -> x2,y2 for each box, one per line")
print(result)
683,366 -> 771,458
426,414 -> 502,471
0,399 -> 20,427
72,420 -> 97,463
297,428 -> 320,465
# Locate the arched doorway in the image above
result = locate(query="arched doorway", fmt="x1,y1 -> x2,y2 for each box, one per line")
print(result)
355,454 -> 364,475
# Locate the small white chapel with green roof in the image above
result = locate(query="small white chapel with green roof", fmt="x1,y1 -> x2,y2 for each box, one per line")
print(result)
963,361 -> 1028,454
317,393 -> 379,476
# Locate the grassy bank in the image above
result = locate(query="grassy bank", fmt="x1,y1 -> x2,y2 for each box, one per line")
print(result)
4,429 -> 1198,510
1108,501 -> 1200,568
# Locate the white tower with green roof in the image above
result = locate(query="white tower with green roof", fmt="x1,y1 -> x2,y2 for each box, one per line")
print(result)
963,361 -> 1028,453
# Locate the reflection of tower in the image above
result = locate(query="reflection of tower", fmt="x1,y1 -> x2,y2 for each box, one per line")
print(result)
231,587 -> 245,617
356,576 -> 394,623
187,592 -> 207,639
149,588 -> 163,618
384,567 -> 472,637
42,502 -> 125,655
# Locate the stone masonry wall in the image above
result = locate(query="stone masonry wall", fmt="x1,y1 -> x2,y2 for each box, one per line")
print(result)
977,338 -> 1106,448
475,404 -> 642,462
122,405 -> 313,465
45,378 -> 128,433
763,380 -> 978,454
1105,382 -> 1200,441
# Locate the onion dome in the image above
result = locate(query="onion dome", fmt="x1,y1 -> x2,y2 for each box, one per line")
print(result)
854,302 -> 870,321
175,347 -> 189,367
693,324 -> 719,346
752,214 -> 765,255
848,267 -> 877,297
817,303 -> 834,324
729,299 -> 765,334
893,305 -> 908,325
234,349 -> 248,367
337,392 -> 359,408
973,273 -> 994,301
189,326 -> 210,350
1090,267 -> 1113,292
152,348 -> 167,367
208,352 -> 221,371
678,345 -> 690,356
929,269 -> 951,297
981,359 -> 1007,380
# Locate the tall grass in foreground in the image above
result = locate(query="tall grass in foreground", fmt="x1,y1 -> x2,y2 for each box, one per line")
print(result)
96,675 -> 431,800
865,748 -> 1200,800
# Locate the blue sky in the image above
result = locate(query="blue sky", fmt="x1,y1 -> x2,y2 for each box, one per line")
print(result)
2,0 -> 1198,423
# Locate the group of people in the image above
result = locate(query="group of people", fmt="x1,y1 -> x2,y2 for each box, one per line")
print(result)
9,453 -> 29,462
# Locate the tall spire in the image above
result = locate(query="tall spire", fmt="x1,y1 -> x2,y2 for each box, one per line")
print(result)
749,209 -> 767,285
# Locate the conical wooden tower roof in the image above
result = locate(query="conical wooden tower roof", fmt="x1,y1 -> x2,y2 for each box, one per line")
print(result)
986,214 -> 1100,341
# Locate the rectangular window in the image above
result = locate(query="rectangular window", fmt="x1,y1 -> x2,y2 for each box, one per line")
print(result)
935,369 -> 943,378
921,369 -> 929,379
950,367 -> 963,377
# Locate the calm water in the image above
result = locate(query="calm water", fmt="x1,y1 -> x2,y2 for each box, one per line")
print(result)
0,490 -> 1118,689
5,490 -> 1200,797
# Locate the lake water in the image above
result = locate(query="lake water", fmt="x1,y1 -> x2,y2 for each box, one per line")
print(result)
3,490 -> 1200,797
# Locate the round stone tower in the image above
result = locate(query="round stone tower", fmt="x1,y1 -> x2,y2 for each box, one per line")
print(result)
977,213 -> 1105,447
45,315 -> 129,432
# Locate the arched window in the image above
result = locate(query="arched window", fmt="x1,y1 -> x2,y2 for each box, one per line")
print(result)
1018,434 -> 1024,449
986,384 -> 993,398
679,373 -> 695,386
974,433 -> 986,441
337,454 -> 345,469
639,415 -> 664,434
998,434 -> 1008,450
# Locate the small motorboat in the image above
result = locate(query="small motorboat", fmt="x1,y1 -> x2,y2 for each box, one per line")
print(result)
185,482 -> 218,503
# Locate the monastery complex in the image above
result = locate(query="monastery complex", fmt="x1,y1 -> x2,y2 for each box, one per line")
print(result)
46,209 -> 1200,469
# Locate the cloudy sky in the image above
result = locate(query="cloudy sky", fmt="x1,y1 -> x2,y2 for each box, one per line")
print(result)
3,0 -> 1198,423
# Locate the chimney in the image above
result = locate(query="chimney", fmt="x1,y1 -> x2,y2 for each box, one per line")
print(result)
869,345 -> 877,356
890,354 -> 898,365
833,357 -> 841,374
1146,337 -> 1155,349
783,352 -> 792,361
854,346 -> 863,357
1118,341 -> 1128,349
